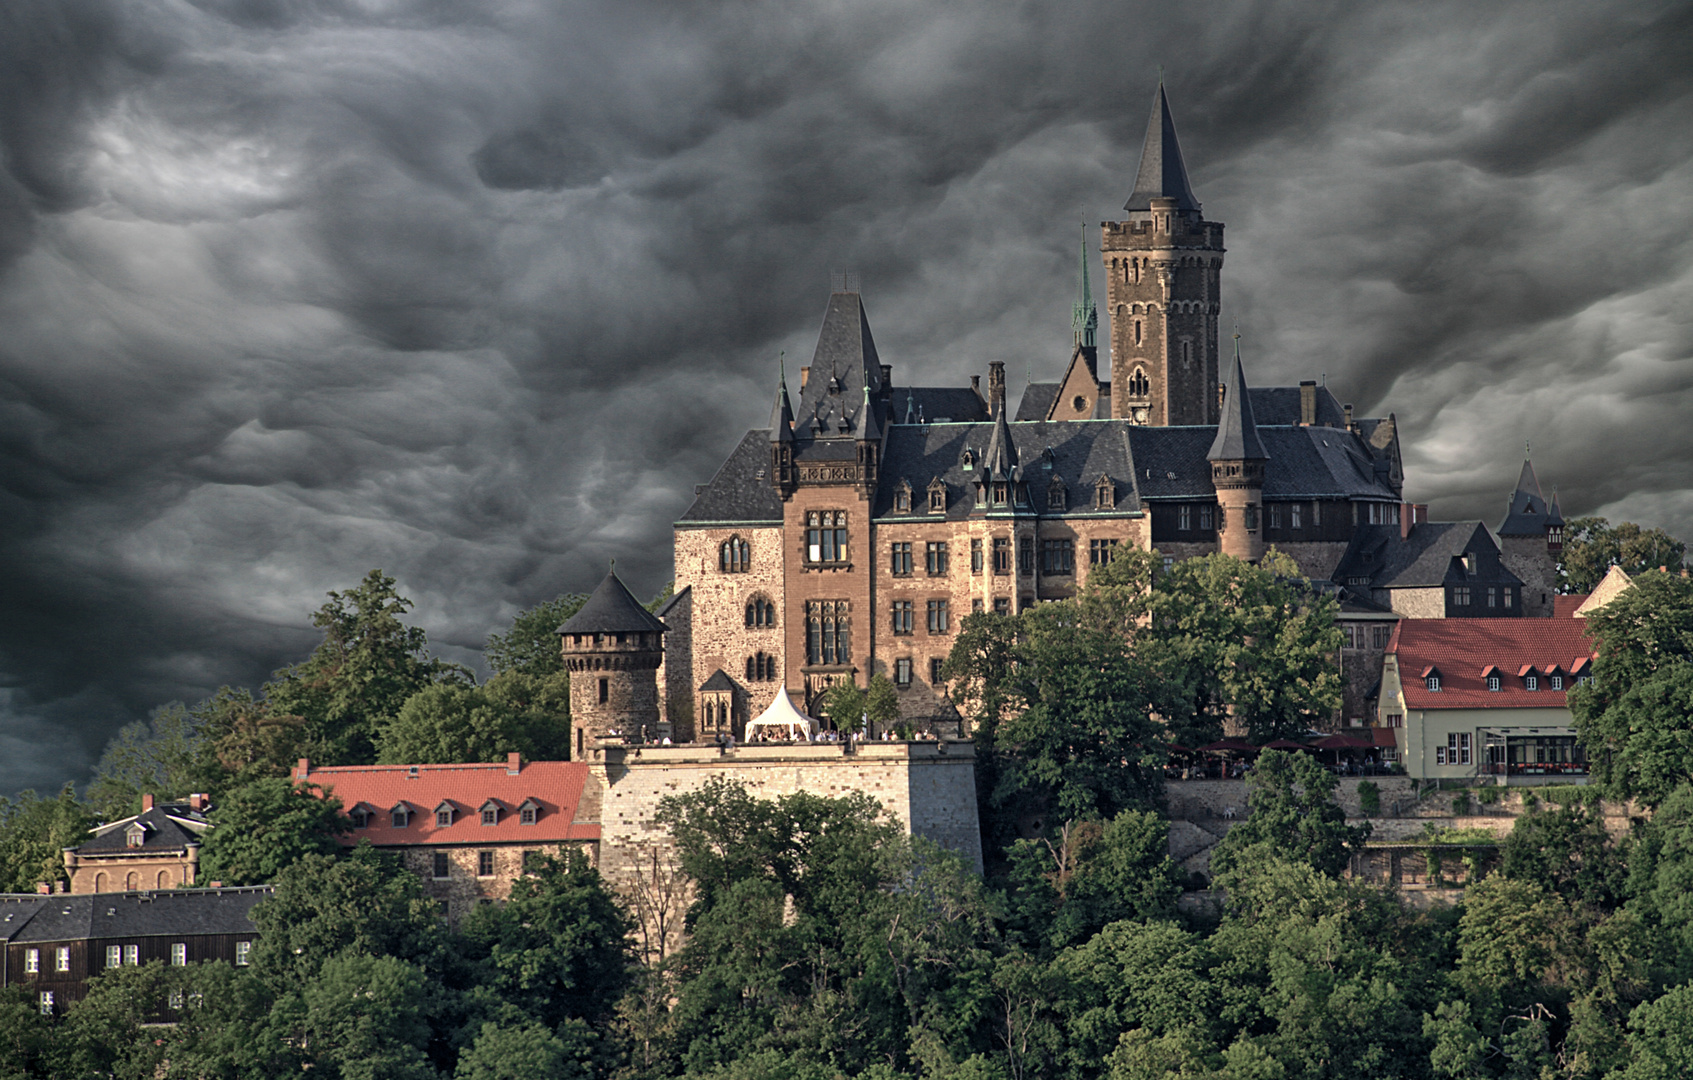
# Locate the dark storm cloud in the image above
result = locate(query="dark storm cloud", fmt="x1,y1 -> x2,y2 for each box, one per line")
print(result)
1,0 -> 1689,794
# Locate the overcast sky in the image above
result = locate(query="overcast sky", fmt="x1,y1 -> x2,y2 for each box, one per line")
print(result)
2,0 -> 1690,797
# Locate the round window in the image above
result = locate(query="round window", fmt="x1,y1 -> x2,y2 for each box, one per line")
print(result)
1072,395 -> 1087,412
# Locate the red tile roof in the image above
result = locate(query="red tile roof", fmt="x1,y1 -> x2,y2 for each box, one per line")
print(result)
293,757 -> 599,846
1390,613 -> 1595,711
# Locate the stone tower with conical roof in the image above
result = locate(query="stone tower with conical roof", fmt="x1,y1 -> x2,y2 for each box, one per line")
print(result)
1102,81 -> 1225,428
1496,458 -> 1564,617
557,568 -> 671,757
1208,338 -> 1268,562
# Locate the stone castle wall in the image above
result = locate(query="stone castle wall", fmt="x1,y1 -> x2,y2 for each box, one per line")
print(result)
674,525 -> 787,726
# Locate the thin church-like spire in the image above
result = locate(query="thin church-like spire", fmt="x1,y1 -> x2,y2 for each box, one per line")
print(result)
1124,79 -> 1200,213
1073,225 -> 1098,350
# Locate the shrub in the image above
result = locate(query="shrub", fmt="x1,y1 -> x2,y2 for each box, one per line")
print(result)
1477,785 -> 1501,806
1357,780 -> 1381,817
1453,790 -> 1472,816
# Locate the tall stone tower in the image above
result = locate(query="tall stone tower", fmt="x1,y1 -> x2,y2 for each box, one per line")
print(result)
1102,82 -> 1225,427
1207,340 -> 1267,562
557,568 -> 670,758
1496,459 -> 1565,617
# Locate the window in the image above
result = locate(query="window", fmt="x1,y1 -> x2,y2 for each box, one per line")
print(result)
350,808 -> 370,828
991,481 -> 1009,506
1486,587 -> 1498,608
1269,504 -> 1284,530
1178,505 -> 1191,531
720,536 -> 751,573
894,658 -> 913,687
1426,675 -> 1441,692
971,539 -> 983,574
1436,733 -> 1472,767
1372,626 -> 1392,649
1454,586 -> 1471,607
992,537 -> 1011,574
24,949 -> 38,974
1384,713 -> 1403,729
1128,367 -> 1150,398
519,802 -> 538,825
169,989 -> 184,1010
235,941 -> 251,966
972,599 -> 983,614
1041,539 -> 1075,575
746,652 -> 777,681
597,677 -> 608,704
433,853 -> 450,879
126,825 -> 145,848
1504,589 -> 1514,609
926,542 -> 949,575
805,601 -> 851,665
478,851 -> 495,877
894,485 -> 911,513
171,943 -> 186,966
436,807 -> 455,828
1525,675 -> 1539,691
1198,505 -> 1213,531
124,945 -> 138,966
392,807 -> 410,828
1048,481 -> 1067,510
106,946 -> 121,969
38,992 -> 52,1016
1487,675 -> 1501,692
1018,539 -> 1035,575
745,596 -> 776,628
56,947 -> 69,972
1089,538 -> 1118,566
929,483 -> 947,512
890,542 -> 913,576
890,600 -> 914,635
806,511 -> 849,564
930,658 -> 945,684
1291,503 -> 1302,530
1095,478 -> 1114,510
927,599 -> 950,634
1551,675 -> 1564,691
480,806 -> 497,825
1244,505 -> 1259,531
993,598 -> 1011,615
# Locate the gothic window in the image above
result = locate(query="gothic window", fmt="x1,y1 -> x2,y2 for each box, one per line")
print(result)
1128,367 -> 1149,398
806,511 -> 849,564
894,481 -> 912,513
928,480 -> 947,512
1095,476 -> 1114,510
1040,538 -> 1074,575
1089,538 -> 1118,566
891,600 -> 914,635
992,537 -> 1011,574
1048,479 -> 1067,511
720,536 -> 751,573
746,653 -> 777,681
745,595 -> 776,628
927,599 -> 950,633
805,601 -> 851,666
926,542 -> 949,575
890,542 -> 913,576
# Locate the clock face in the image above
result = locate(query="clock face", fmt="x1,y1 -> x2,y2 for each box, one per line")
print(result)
1133,407 -> 1149,424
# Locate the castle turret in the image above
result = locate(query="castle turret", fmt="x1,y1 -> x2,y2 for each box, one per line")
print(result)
1102,81 -> 1225,427
557,568 -> 669,756
770,357 -> 796,493
1207,337 -> 1267,562
1496,457 -> 1560,616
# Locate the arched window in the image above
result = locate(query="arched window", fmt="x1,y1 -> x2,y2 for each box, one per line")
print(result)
720,536 -> 751,573
745,652 -> 777,682
928,479 -> 947,512
1128,367 -> 1150,398
745,596 -> 776,628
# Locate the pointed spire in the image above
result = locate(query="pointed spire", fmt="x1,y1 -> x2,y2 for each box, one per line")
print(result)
858,383 -> 881,442
1548,488 -> 1565,528
1207,333 -> 1267,461
1072,225 -> 1098,350
984,394 -> 1018,480
769,352 -> 795,444
904,389 -> 916,425
1124,80 -> 1200,213
1498,456 -> 1552,536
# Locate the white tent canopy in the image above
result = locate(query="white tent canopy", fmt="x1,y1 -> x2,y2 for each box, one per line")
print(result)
745,688 -> 818,743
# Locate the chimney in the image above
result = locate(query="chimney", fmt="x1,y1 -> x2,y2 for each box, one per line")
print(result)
987,362 -> 1006,416
799,366 -> 810,389
295,758 -> 310,781
970,374 -> 982,400
1299,381 -> 1317,426
1343,404 -> 1354,431
879,364 -> 892,393
507,752 -> 522,776
189,793 -> 210,812
208,881 -> 222,889
141,794 -> 154,813
36,882 -> 50,895
1400,503 -> 1426,539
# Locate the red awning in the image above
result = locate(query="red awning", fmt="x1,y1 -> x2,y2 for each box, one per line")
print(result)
1199,738 -> 1258,753
1262,739 -> 1313,751
1311,732 -> 1376,750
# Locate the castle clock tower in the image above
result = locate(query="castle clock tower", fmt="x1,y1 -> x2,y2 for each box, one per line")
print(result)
1103,81 -> 1226,427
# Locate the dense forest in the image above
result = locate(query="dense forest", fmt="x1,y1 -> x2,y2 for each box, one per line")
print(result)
1,519 -> 1691,1080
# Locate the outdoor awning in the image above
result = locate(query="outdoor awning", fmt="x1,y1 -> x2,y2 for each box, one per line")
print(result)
744,689 -> 819,742
1311,733 -> 1376,750
1262,739 -> 1312,751
1199,738 -> 1258,753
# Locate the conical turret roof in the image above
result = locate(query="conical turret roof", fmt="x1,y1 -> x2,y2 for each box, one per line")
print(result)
769,359 -> 795,444
1073,227 -> 1098,349
1498,459 -> 1554,536
1124,81 -> 1200,213
557,568 -> 669,636
983,397 -> 1018,480
1207,340 -> 1267,462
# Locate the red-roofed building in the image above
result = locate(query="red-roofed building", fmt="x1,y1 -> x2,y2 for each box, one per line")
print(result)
1378,606 -> 1597,783
292,754 -> 599,924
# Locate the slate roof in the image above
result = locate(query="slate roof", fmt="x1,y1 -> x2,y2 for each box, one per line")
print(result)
3,887 -> 271,944
873,420 -> 1141,518
76,806 -> 209,857
1498,459 -> 1563,536
1390,614 -> 1596,711
677,429 -> 784,524
795,292 -> 883,436
295,759 -> 600,846
1124,82 -> 1200,212
557,570 -> 668,636
699,669 -> 736,693
1014,383 -> 1060,422
1209,349 -> 1267,461
907,386 -> 987,424
1332,522 -> 1523,590
1249,386 -> 1349,428
654,585 -> 690,621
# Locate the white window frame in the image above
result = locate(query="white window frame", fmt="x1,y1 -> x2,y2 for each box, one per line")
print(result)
24,948 -> 38,974
171,942 -> 187,966
235,940 -> 251,966
38,991 -> 52,1016
124,944 -> 139,966
106,945 -> 122,969
56,947 -> 69,972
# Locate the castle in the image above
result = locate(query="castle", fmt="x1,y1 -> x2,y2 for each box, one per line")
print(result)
645,83 -> 1563,739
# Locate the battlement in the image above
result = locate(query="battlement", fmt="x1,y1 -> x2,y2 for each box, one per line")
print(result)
1101,217 -> 1224,250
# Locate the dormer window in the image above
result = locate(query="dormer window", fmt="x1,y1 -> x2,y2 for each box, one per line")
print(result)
1014,482 -> 1029,506
992,481 -> 1008,506
1525,675 -> 1539,691
894,482 -> 911,513
961,450 -> 975,472
1550,675 -> 1563,691
1423,667 -> 1442,692
434,803 -> 456,828
518,799 -> 541,825
1047,479 -> 1067,511
391,804 -> 412,828
1487,675 -> 1501,692
479,800 -> 502,826
125,823 -> 147,849
1095,476 -> 1114,510
928,479 -> 947,513
349,805 -> 373,829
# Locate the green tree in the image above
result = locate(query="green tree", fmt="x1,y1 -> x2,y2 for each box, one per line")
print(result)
817,674 -> 900,735
0,784 -> 91,893
375,672 -> 571,765
85,702 -> 205,820
190,686 -> 308,792
1500,799 -> 1624,910
51,962 -> 190,1080
198,777 -> 351,886
1570,569 -> 1693,805
941,611 -> 1023,741
268,953 -> 438,1080
1623,783 -> 1693,981
264,569 -> 467,766
485,594 -> 588,678
455,1020 -> 594,1080
1210,750 -> 1369,883
0,985 -> 51,1080
1607,982 -> 1693,1080
1561,517 -> 1686,594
